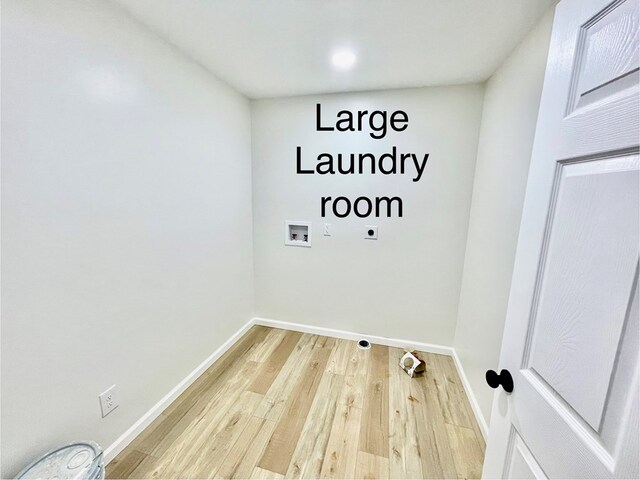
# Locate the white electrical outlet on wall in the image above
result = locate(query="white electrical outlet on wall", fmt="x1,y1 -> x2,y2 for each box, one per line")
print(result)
365,226 -> 378,240
99,384 -> 118,417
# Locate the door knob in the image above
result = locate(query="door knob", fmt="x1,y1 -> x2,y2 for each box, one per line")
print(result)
485,369 -> 514,393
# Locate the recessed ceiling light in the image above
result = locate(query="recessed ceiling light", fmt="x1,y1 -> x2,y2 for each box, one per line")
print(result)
331,50 -> 356,70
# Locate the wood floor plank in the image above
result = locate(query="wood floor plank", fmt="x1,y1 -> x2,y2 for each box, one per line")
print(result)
424,353 -> 475,429
411,363 -> 458,479
106,449 -> 149,479
131,400 -> 198,459
181,391 -> 264,478
250,331 -> 303,394
254,334 -> 317,421
388,348 -> 423,479
149,361 -> 264,477
110,450 -> 179,479
325,339 -> 352,374
162,326 -> 270,419
312,335 -> 336,349
126,412 -> 169,456
469,414 -> 486,452
359,344 -> 389,458
258,340 -> 333,475
249,328 -> 288,363
436,354 -> 487,450
445,424 -> 484,479
337,341 -> 369,410
339,374 -> 365,411
251,467 -> 285,480
355,451 -> 389,480
319,403 -> 362,479
132,328 -> 271,459
285,371 -> 344,479
128,327 -> 271,460
215,416 -> 278,480
345,341 -> 369,378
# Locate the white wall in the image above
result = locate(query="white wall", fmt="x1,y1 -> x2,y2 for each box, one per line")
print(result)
454,8 -> 554,425
252,87 -> 483,346
0,1 -> 253,476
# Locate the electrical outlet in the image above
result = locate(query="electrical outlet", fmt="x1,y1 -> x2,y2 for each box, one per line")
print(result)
324,223 -> 332,236
99,385 -> 118,418
365,226 -> 378,240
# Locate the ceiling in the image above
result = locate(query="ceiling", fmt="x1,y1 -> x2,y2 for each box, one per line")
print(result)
113,0 -> 553,99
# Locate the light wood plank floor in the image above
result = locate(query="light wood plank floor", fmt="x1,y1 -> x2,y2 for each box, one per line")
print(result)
107,326 -> 485,479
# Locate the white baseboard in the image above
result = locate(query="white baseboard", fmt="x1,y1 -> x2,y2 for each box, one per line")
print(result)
451,350 -> 489,439
253,317 -> 455,356
103,318 -> 255,464
254,316 -> 488,440
104,316 -> 488,464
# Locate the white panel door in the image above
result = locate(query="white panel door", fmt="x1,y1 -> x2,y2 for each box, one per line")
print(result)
482,0 -> 639,478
